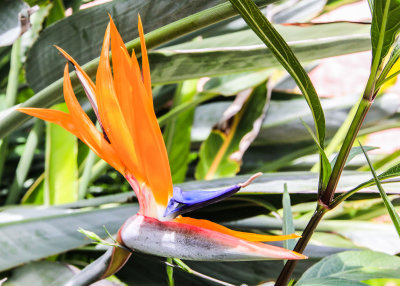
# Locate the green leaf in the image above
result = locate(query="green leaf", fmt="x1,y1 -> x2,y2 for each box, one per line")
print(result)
45,0 -> 65,26
301,119 -> 331,190
44,103 -> 78,205
0,22 -> 371,140
0,204 -> 136,272
3,261 -> 119,286
228,0 -> 325,148
360,143 -> 400,238
25,0 -> 258,93
1,171 -> 399,272
282,183 -> 295,251
330,146 -> 379,168
296,251 -> 400,285
370,0 -> 400,77
163,80 -> 198,183
191,91 -> 397,145
195,83 -> 269,180
4,261 -> 77,286
340,160 -> 400,203
202,69 -> 272,96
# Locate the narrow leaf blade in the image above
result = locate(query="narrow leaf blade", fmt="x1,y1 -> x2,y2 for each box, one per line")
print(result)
360,143 -> 400,237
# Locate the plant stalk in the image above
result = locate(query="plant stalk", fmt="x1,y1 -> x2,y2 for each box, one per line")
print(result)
276,92 -> 373,285
319,98 -> 372,206
0,37 -> 21,183
275,206 -> 326,286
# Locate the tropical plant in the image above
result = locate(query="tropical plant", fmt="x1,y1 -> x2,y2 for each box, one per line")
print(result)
1,0 -> 400,285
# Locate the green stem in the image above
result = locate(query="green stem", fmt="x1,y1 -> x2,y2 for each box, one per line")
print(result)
172,258 -> 236,286
0,37 -> 22,183
364,0 -> 391,99
166,258 -> 174,286
320,98 -> 372,205
78,149 -> 97,200
275,206 -> 326,286
0,0 -> 271,140
6,120 -> 43,204
277,81 -> 375,284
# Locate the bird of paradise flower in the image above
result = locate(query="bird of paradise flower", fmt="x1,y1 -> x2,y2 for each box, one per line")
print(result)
18,16 -> 306,280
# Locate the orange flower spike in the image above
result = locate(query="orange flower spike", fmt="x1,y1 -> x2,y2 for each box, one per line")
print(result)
61,64 -> 123,173
110,19 -> 173,208
109,19 -> 142,169
96,24 -> 141,181
138,15 -> 152,99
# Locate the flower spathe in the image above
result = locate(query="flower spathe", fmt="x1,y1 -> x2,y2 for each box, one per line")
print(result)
18,16 -> 306,273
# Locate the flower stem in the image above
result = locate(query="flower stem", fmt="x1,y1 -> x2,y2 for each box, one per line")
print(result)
275,206 -> 326,286
166,258 -> 174,286
172,258 -> 236,286
319,98 -> 372,205
276,87 -> 375,285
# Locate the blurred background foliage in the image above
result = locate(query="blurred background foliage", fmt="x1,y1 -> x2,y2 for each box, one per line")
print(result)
1,0 -> 400,285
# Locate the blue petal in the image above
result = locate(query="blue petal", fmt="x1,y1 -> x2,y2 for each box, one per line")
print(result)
163,185 -> 241,218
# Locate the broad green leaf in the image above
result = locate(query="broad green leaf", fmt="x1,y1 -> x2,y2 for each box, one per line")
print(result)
0,0 -> 29,47
4,261 -> 77,286
282,183 -> 295,250
270,0 -> 327,23
191,92 -> 399,145
0,204 -> 136,272
163,80 -> 198,183
25,0 -> 270,93
370,0 -> 400,76
4,261 -> 119,286
229,0 -> 325,148
151,22 -> 370,85
360,144 -> 400,238
195,83 -> 269,180
1,171 -> 399,272
44,103 -> 78,205
203,69 -> 272,96
0,22 -> 371,140
296,251 -> 400,285
118,251 -> 319,285
227,216 -> 400,255
330,146 -> 379,168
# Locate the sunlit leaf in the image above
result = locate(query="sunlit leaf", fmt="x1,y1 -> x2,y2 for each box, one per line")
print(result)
229,0 -> 325,148
163,80 -> 198,183
360,144 -> 400,238
195,83 -> 269,180
296,251 -> 400,285
44,103 -> 78,205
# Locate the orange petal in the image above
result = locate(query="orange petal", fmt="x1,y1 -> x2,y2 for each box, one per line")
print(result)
55,46 -> 98,110
96,23 -> 141,179
17,107 -> 124,174
174,216 -> 300,242
61,64 -> 124,172
109,18 -> 145,171
109,19 -> 173,207
138,15 -> 152,99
